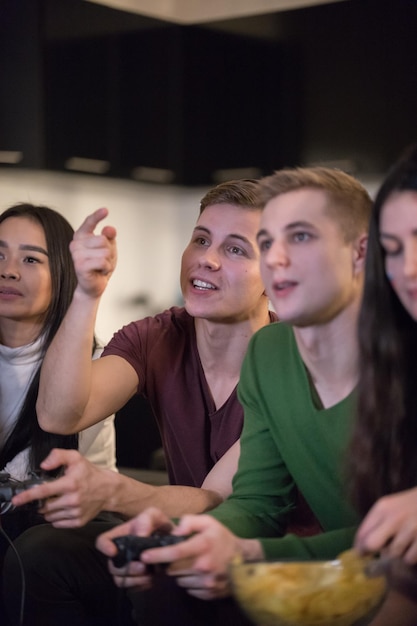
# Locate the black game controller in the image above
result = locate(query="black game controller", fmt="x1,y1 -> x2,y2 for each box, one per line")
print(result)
0,470 -> 55,510
111,533 -> 188,567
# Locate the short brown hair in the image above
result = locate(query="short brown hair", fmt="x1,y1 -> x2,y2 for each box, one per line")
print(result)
259,167 -> 372,241
199,179 -> 262,214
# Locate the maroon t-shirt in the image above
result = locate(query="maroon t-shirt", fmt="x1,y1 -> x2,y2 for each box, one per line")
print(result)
102,307 -> 277,487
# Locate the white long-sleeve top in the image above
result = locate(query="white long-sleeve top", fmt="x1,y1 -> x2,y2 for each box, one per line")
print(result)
0,337 -> 117,482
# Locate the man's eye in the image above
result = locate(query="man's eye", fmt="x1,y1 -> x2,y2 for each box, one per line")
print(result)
229,246 -> 245,255
293,232 -> 310,243
258,240 -> 271,252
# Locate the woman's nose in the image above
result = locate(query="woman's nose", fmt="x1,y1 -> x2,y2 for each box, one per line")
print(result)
403,241 -> 417,278
0,262 -> 19,280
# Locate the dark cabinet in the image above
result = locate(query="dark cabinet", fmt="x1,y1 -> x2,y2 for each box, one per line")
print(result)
1,0 -> 417,184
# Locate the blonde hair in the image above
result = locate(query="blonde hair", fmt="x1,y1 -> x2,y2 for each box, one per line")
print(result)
259,167 -> 372,242
199,179 -> 262,214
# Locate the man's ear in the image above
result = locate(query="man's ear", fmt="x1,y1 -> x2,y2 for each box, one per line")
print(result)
353,233 -> 368,274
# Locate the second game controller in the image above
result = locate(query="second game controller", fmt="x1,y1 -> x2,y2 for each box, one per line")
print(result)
111,533 -> 188,567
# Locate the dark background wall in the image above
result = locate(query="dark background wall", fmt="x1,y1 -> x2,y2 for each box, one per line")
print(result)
1,0 -> 416,185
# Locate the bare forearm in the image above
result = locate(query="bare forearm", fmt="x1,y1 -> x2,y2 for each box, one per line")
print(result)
37,289 -> 100,433
105,473 -> 224,519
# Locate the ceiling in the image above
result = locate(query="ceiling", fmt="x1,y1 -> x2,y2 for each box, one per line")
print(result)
86,0 -> 347,24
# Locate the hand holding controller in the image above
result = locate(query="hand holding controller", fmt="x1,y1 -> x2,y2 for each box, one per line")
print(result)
111,533 -> 188,567
0,470 -> 56,510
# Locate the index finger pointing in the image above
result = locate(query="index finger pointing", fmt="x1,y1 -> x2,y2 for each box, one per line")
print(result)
75,208 -> 110,239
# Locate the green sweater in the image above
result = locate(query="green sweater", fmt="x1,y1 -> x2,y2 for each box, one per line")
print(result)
210,322 -> 359,560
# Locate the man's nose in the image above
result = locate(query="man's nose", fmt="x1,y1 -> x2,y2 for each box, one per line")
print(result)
198,247 -> 221,270
265,241 -> 290,268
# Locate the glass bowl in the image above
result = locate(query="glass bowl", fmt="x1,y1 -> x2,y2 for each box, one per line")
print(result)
229,550 -> 387,626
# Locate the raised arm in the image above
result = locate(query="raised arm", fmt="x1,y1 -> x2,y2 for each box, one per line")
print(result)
36,208 -> 135,433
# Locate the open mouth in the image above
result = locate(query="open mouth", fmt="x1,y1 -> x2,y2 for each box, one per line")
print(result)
275,280 -> 296,291
192,279 -> 217,290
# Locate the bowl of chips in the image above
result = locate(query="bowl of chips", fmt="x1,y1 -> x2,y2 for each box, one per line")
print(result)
229,550 -> 387,626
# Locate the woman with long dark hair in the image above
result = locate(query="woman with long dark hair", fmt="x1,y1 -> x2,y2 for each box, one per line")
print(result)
350,145 -> 417,565
0,203 -> 116,539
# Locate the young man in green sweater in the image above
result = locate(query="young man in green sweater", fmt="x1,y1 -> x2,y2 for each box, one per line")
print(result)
96,167 -> 372,610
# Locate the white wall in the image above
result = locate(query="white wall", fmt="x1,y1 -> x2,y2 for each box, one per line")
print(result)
0,168 -> 208,344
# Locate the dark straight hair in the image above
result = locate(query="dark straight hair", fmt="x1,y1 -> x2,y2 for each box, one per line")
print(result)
349,145 -> 417,515
0,204 -> 84,472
